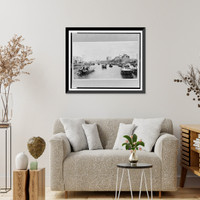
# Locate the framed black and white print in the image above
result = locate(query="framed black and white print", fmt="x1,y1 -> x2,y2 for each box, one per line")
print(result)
66,27 -> 145,93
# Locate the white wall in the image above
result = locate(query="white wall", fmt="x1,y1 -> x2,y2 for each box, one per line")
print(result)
0,0 -> 200,187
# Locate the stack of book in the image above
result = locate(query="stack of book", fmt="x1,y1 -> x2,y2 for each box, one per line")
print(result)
193,134 -> 200,150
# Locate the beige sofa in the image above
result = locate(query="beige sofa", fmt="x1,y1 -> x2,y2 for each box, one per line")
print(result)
49,118 -> 178,195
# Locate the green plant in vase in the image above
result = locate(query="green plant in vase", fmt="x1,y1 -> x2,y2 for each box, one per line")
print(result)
27,137 -> 46,170
122,134 -> 145,165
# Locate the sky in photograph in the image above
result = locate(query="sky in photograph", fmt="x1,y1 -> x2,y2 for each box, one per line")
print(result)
73,41 -> 139,61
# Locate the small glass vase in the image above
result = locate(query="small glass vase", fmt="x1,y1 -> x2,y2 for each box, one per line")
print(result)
30,160 -> 38,170
0,93 -> 13,123
129,149 -> 138,166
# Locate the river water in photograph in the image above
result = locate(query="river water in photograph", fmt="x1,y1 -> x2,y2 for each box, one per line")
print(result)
74,64 -> 136,79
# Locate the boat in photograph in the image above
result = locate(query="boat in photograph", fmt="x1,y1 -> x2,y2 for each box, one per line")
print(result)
77,66 -> 95,76
102,64 -> 107,69
73,54 -> 138,79
121,63 -> 135,78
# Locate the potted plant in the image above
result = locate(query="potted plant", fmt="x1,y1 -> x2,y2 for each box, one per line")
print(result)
122,134 -> 145,165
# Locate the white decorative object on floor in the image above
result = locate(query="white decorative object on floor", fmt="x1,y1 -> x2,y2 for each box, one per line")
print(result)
15,152 -> 28,170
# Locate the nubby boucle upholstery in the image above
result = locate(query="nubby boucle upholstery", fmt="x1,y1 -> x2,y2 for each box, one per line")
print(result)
49,118 -> 178,192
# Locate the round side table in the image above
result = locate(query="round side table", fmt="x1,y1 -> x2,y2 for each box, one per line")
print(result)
115,163 -> 153,200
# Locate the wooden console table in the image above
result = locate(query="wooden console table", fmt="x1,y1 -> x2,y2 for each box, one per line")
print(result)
180,124 -> 200,187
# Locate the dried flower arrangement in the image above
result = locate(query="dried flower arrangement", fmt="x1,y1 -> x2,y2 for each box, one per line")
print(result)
174,65 -> 200,108
0,35 -> 34,122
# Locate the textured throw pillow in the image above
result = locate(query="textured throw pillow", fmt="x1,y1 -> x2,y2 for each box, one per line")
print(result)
82,123 -> 103,150
60,118 -> 88,152
113,123 -> 136,150
132,118 -> 164,152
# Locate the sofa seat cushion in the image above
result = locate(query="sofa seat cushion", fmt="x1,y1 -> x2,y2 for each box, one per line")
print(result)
63,150 -> 162,191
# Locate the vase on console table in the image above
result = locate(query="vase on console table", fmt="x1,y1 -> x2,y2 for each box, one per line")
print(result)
0,93 -> 13,123
0,35 -> 34,124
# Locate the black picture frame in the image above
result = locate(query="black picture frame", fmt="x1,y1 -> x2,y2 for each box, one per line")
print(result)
66,27 -> 145,93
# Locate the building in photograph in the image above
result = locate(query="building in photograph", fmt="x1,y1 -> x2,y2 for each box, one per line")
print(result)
73,56 -> 83,65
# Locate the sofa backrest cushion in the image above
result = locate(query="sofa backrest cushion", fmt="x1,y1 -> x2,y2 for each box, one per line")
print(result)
53,118 -> 173,149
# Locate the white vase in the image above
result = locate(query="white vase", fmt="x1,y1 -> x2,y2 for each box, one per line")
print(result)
15,152 -> 28,170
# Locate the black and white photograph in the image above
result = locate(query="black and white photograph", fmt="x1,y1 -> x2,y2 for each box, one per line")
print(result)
66,27 -> 145,93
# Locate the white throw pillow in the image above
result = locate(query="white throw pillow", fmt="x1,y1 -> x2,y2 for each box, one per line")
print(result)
132,118 -> 164,152
82,123 -> 103,150
113,123 -> 136,150
60,118 -> 88,152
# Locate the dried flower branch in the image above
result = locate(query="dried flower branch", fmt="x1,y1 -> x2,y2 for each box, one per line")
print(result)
0,34 -> 34,90
174,65 -> 200,108
0,34 -> 34,121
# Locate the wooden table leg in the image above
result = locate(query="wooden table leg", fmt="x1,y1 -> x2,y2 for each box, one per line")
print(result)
180,167 -> 187,187
65,191 -> 68,199
159,191 -> 162,198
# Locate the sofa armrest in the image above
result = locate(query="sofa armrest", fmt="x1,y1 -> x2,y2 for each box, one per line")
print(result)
49,133 -> 71,190
154,133 -> 178,191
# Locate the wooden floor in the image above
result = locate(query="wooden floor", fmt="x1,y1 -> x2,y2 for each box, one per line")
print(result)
0,187 -> 200,200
